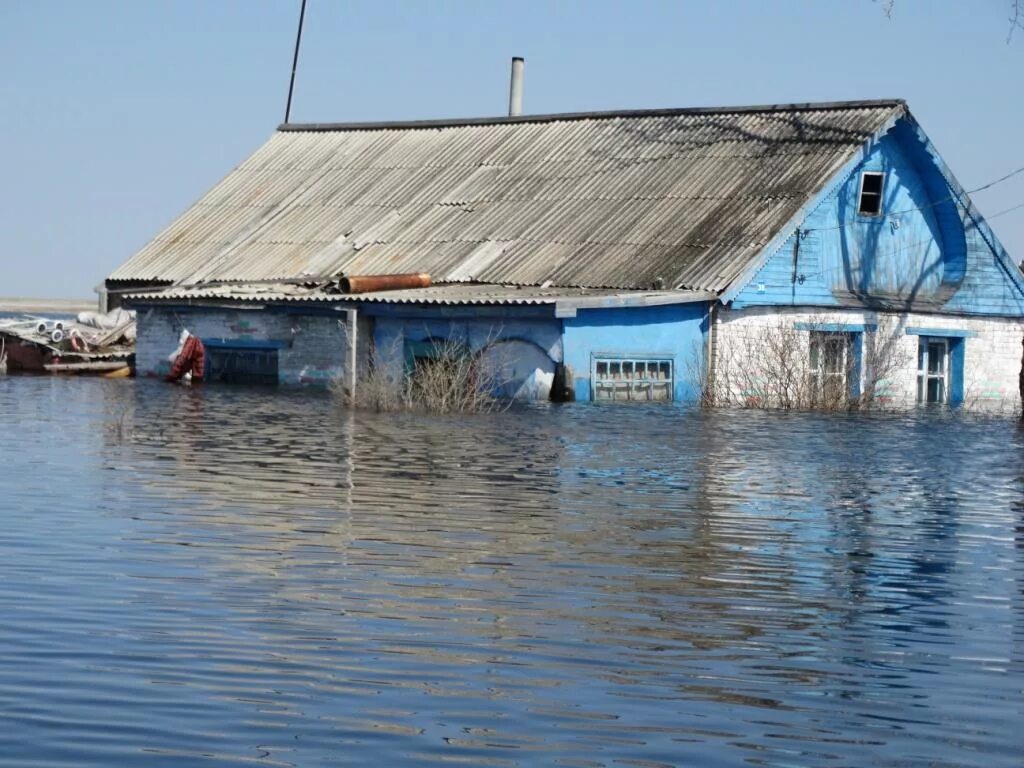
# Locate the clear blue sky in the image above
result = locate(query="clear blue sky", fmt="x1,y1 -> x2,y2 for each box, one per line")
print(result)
1,0 -> 1022,299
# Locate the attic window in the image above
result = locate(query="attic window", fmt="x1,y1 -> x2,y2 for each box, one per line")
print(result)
858,172 -> 885,217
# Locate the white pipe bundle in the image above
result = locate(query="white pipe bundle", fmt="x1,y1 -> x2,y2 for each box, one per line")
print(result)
50,329 -> 64,343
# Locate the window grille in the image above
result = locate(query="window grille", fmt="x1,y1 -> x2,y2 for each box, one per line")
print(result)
593,358 -> 673,401
809,332 -> 853,405
917,337 -> 949,404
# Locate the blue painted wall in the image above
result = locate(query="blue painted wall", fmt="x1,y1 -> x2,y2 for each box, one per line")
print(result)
366,305 -> 563,395
363,303 -> 709,403
732,118 -> 1024,316
562,303 -> 708,401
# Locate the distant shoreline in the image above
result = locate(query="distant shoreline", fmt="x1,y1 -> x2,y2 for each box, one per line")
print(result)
0,297 -> 95,314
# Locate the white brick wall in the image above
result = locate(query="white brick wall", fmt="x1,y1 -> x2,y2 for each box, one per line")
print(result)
714,306 -> 1023,410
135,306 -> 366,386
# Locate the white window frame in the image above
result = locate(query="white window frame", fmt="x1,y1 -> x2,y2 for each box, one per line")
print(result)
857,171 -> 885,217
917,337 -> 950,404
592,357 -> 673,402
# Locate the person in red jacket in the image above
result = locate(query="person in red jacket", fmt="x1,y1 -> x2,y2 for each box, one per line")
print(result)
167,331 -> 205,383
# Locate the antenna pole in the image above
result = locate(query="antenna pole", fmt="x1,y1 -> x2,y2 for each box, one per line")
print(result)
284,0 -> 307,124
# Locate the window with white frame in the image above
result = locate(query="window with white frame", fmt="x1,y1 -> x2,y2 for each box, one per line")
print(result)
917,337 -> 949,404
593,358 -> 673,401
857,171 -> 885,217
809,331 -> 853,406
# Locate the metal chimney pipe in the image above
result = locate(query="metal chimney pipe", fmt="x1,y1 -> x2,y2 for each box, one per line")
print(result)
508,57 -> 524,117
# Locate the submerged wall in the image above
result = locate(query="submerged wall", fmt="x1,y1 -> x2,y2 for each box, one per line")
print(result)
134,306 -> 367,385
367,307 -> 563,401
365,302 -> 713,403
562,303 -> 708,402
714,306 -> 1023,410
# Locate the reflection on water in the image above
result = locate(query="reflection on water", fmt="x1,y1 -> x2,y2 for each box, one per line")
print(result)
0,377 -> 1022,767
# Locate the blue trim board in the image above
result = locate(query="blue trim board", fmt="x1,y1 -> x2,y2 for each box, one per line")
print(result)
201,338 -> 292,350
903,327 -> 977,338
134,303 -> 267,314
950,337 -> 966,406
851,333 -> 864,400
278,305 -> 352,317
588,351 -> 676,360
360,304 -> 554,320
793,322 -> 878,333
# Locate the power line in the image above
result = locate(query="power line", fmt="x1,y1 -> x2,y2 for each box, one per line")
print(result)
804,162 -> 1024,235
767,153 -> 1024,238
789,197 -> 1024,286
985,198 -> 1024,221
968,163 -> 1024,195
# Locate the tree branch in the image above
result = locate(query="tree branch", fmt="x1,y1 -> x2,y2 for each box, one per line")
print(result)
1010,0 -> 1023,42
879,1 -> 1022,43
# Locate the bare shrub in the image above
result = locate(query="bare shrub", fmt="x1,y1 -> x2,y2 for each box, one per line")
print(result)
706,314 -> 913,412
958,368 -> 1021,417
332,326 -> 512,414
857,314 -> 913,409
401,336 -> 509,413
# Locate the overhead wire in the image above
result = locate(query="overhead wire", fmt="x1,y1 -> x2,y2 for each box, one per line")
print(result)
966,163 -> 1024,195
983,199 -> 1024,221
789,197 -> 1024,287
803,161 -> 1024,234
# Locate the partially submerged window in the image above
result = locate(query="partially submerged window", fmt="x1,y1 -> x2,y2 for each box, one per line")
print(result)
593,358 -> 673,402
809,332 -> 853,406
917,338 -> 949,404
858,172 -> 885,216
205,345 -> 279,385
403,338 -> 479,401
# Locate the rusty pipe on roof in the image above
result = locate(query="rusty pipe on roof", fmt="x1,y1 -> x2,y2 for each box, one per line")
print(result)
340,273 -> 432,294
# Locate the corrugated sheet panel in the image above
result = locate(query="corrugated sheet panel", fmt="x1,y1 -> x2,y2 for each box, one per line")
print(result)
109,101 -> 904,292
123,282 -> 711,306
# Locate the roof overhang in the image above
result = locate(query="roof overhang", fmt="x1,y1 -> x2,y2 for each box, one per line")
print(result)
122,283 -> 715,317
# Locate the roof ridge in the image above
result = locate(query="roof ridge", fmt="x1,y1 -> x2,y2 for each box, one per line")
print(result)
277,99 -> 907,133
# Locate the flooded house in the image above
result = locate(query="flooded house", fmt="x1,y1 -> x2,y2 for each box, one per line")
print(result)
107,98 -> 1024,407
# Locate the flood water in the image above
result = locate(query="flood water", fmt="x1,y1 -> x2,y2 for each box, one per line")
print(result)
1,377 -> 1022,767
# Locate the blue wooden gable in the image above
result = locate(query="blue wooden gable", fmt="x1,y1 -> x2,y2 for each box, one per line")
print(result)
730,116 -> 1024,316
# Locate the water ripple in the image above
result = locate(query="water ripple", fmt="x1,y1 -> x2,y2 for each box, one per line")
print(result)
0,378 -> 1021,766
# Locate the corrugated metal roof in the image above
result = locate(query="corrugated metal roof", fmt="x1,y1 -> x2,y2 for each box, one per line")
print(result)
109,101 -> 905,293
123,282 -> 714,307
